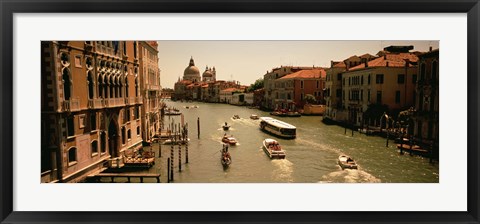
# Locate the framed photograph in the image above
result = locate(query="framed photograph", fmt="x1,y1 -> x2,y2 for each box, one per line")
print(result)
1,0 -> 479,223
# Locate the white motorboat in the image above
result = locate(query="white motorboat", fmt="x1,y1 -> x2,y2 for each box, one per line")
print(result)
338,155 -> 358,169
262,139 -> 286,159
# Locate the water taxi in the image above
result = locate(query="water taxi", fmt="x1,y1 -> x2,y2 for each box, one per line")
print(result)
262,139 -> 286,159
250,114 -> 259,120
338,155 -> 358,169
259,117 -> 296,139
222,135 -> 238,145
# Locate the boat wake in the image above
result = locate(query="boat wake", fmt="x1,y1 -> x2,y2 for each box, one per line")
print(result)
294,138 -> 343,155
319,169 -> 381,183
271,159 -> 294,182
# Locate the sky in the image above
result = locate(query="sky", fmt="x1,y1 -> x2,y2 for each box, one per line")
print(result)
157,41 -> 439,89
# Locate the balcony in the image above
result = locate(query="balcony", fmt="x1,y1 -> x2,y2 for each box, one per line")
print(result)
146,84 -> 160,91
135,97 -> 143,104
125,97 -> 135,105
63,98 -> 80,112
88,99 -> 104,109
104,98 -> 125,108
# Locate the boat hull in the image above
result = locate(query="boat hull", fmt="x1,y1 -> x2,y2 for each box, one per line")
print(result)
262,140 -> 286,159
338,156 -> 358,169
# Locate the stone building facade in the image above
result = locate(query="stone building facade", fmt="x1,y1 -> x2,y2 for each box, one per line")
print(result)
139,41 -> 161,143
41,41 -> 143,183
413,49 -> 439,145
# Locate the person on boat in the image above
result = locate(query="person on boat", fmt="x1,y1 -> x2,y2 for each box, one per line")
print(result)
225,122 -> 228,126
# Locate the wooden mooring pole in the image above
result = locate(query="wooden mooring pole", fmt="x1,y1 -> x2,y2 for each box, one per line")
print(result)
170,143 -> 174,182
185,123 -> 189,163
386,131 -> 389,147
197,117 -> 200,139
178,144 -> 182,172
158,140 -> 162,157
167,157 -> 171,183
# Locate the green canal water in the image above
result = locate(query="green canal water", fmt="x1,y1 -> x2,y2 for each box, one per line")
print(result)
108,100 -> 439,183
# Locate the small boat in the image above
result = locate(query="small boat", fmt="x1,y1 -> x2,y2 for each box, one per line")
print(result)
338,155 -> 358,169
221,145 -> 232,167
250,114 -> 259,120
222,122 -> 230,131
162,138 -> 190,145
165,108 -> 181,116
222,135 -> 237,145
232,115 -> 240,119
358,128 -> 374,135
285,111 -> 301,117
262,138 -> 286,159
270,111 -> 283,116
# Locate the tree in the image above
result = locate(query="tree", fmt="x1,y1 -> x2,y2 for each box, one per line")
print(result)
363,103 -> 389,126
247,78 -> 264,92
304,94 -> 317,104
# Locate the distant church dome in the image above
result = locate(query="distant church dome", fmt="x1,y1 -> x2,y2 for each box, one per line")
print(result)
203,66 -> 213,77
183,57 -> 201,81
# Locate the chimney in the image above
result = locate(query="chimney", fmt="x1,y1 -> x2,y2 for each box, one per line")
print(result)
383,55 -> 386,60
386,61 -> 389,67
331,60 -> 334,67
429,46 -> 432,52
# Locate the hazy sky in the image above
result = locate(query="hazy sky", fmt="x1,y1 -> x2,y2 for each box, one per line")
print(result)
157,41 -> 439,88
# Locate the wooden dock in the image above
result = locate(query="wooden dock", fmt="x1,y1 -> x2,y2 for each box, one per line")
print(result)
90,173 -> 161,183
123,156 -> 155,168
396,144 -> 429,156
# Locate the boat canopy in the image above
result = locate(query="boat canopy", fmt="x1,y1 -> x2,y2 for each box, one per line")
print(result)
260,117 -> 296,129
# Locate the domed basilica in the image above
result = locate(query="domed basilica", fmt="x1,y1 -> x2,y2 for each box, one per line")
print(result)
182,57 -> 216,82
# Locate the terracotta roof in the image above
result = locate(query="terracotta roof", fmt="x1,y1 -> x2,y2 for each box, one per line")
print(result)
178,80 -> 193,85
360,53 -> 374,58
332,61 -> 346,68
345,55 -> 360,60
349,53 -> 419,71
221,88 -> 238,92
279,69 -> 326,80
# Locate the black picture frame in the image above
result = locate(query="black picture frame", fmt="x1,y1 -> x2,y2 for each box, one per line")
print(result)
1,0 -> 479,223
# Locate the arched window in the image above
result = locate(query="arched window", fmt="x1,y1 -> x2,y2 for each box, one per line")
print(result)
87,71 -> 94,99
121,127 -> 126,145
91,140 -> 98,155
127,129 -> 131,140
137,126 -> 140,136
62,68 -> 71,100
100,131 -> 106,153
133,41 -> 137,59
109,76 -> 114,98
97,75 -> 103,98
420,63 -> 426,81
115,76 -> 120,98
135,77 -> 139,97
125,77 -> 129,98
117,76 -> 121,98
68,147 -> 77,166
103,75 -> 108,98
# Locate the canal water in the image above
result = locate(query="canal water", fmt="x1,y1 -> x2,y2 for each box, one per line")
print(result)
120,100 -> 439,183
